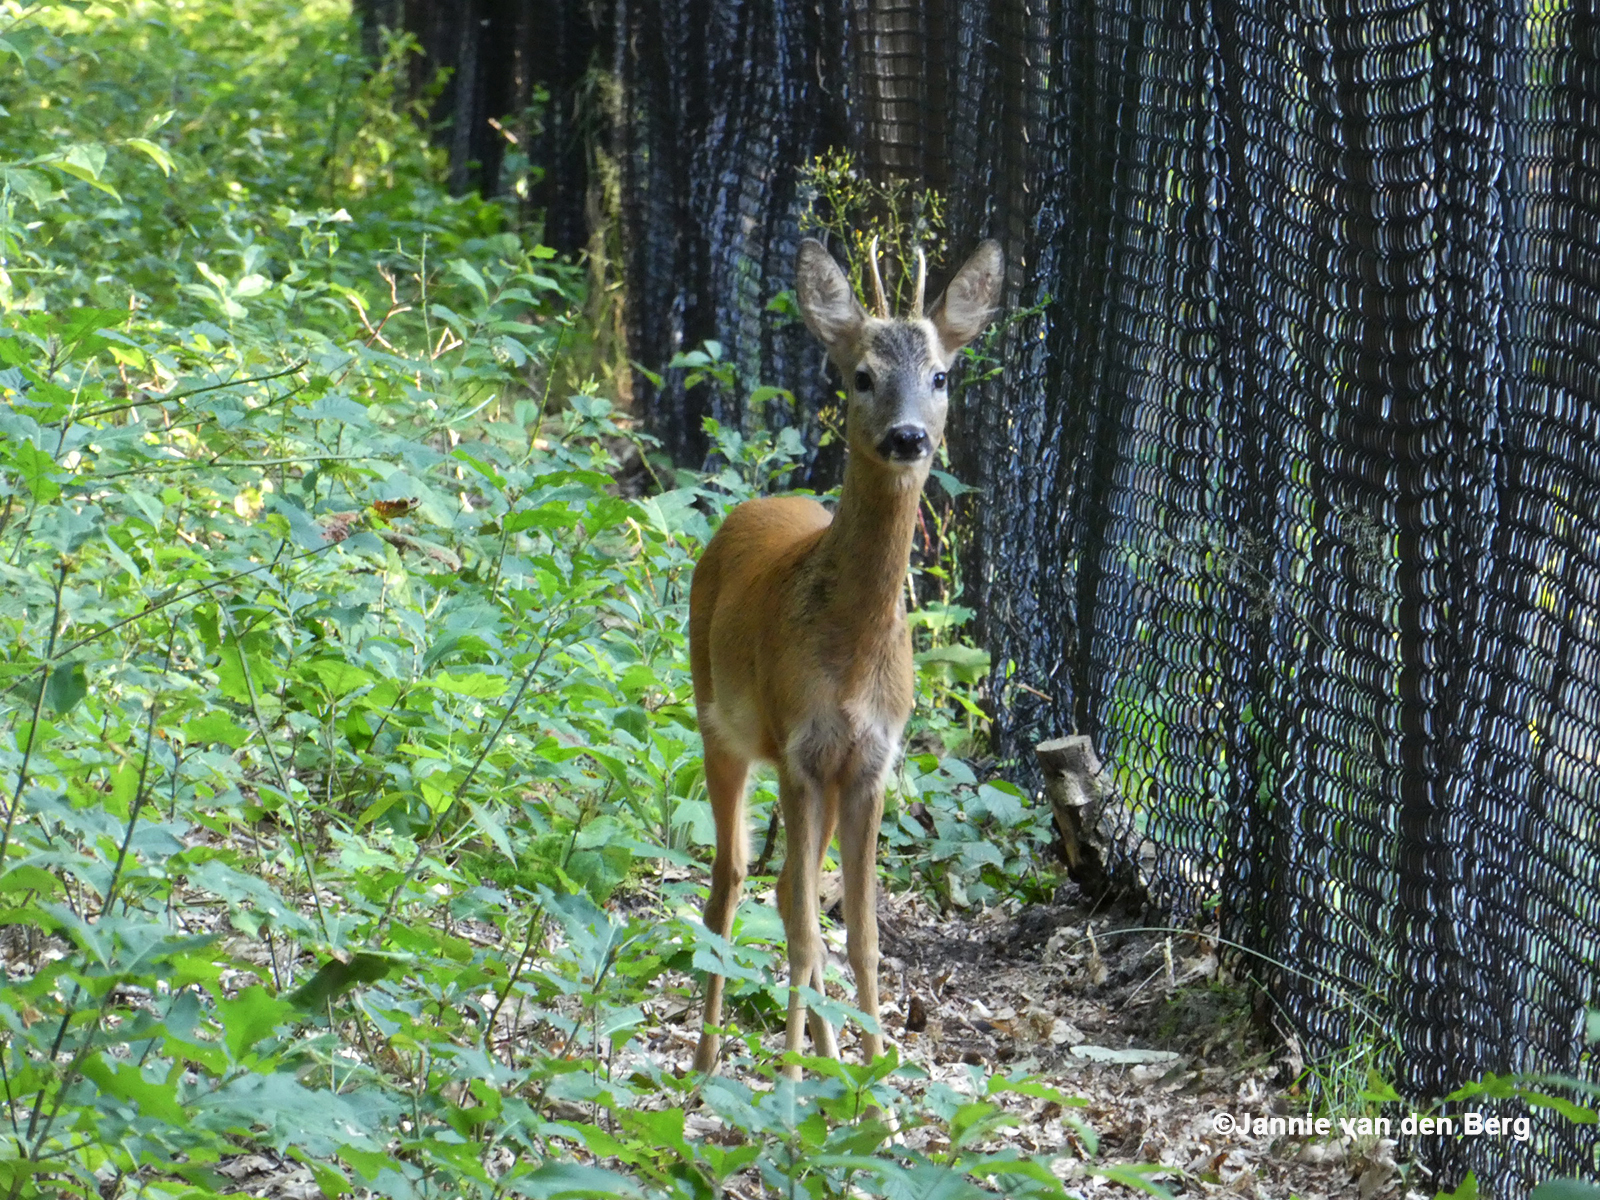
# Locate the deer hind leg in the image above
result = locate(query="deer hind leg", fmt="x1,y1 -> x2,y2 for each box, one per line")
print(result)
839,764 -> 887,1064
775,764 -> 839,1078
693,736 -> 750,1075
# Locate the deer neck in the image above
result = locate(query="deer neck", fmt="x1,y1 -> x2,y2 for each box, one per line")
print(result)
814,452 -> 925,626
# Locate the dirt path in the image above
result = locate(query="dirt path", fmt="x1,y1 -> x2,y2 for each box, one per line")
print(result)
879,886 -> 1394,1197
661,882 -> 1398,1199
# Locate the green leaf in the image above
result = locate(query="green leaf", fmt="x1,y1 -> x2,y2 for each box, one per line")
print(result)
543,888 -> 629,967
748,385 -> 793,408
60,307 -> 128,347
879,1163 -> 989,1200
1522,1091 -> 1599,1124
931,469 -> 978,497
957,841 -> 1006,868
622,1107 -> 691,1161
915,644 -> 991,684
793,985 -> 880,1036
265,494 -> 327,550
688,927 -> 768,983
182,710 -> 250,749
966,1155 -> 1071,1198
215,985 -> 295,1061
515,1163 -> 647,1199
10,441 -> 62,503
64,141 -> 108,178
188,860 -> 317,936
504,504 -> 580,534
1361,1070 -> 1405,1104
948,1100 -> 1017,1150
288,1148 -> 352,1199
123,136 -> 174,175
195,260 -> 231,291
79,1054 -> 191,1126
427,671 -> 508,698
43,660 -> 87,715
307,658 -> 375,696
450,259 -> 490,303
43,142 -> 118,195
454,449 -> 507,488
828,1116 -> 897,1156
466,799 -> 516,860
1,166 -> 56,207
0,864 -> 64,897
216,639 -> 278,703
287,951 -> 409,1010
338,1144 -> 391,1182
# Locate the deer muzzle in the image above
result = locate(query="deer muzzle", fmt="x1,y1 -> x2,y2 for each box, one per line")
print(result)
878,424 -> 933,462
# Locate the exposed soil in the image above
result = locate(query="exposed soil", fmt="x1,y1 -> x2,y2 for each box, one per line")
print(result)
649,880 -> 1416,1199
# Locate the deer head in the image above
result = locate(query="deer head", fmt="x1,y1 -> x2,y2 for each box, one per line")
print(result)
794,238 -> 1005,470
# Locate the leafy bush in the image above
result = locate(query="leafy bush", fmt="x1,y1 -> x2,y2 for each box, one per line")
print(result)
885,757 -> 1054,910
0,4 -> 1088,1197
0,0 -> 506,314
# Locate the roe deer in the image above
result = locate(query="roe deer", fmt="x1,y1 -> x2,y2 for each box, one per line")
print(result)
689,236 -> 1004,1076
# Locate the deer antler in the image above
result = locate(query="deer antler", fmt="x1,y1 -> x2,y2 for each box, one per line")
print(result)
911,245 -> 927,319
867,235 -> 890,318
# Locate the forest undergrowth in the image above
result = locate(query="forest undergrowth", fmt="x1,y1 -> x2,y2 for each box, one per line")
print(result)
0,4 -> 1147,1198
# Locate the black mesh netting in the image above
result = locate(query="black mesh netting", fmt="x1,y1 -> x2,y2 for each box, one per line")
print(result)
544,0 -> 1600,1189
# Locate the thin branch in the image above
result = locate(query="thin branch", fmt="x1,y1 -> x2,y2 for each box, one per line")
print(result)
94,452 -> 383,481
0,561 -> 67,868
164,380 -> 310,433
101,619 -> 178,914
220,606 -> 332,943
58,361 -> 309,425
484,911 -> 548,1065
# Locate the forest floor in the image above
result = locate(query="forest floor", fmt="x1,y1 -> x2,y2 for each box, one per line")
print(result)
193,867 -> 1417,1200
643,879 -> 1407,1200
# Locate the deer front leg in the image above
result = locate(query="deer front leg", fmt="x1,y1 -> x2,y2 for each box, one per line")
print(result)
694,737 -> 750,1074
838,772 -> 886,1064
776,765 -> 838,1078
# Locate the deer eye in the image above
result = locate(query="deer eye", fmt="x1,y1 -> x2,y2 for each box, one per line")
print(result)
932,372 -> 948,390
854,370 -> 873,392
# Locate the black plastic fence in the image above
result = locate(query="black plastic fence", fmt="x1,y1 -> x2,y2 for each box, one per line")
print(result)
535,0 -> 1600,1190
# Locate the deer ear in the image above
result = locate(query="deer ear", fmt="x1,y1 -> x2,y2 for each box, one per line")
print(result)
795,239 -> 866,353
929,240 -> 1004,354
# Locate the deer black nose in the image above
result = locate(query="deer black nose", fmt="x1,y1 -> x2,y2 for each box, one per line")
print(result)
879,424 -> 932,461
